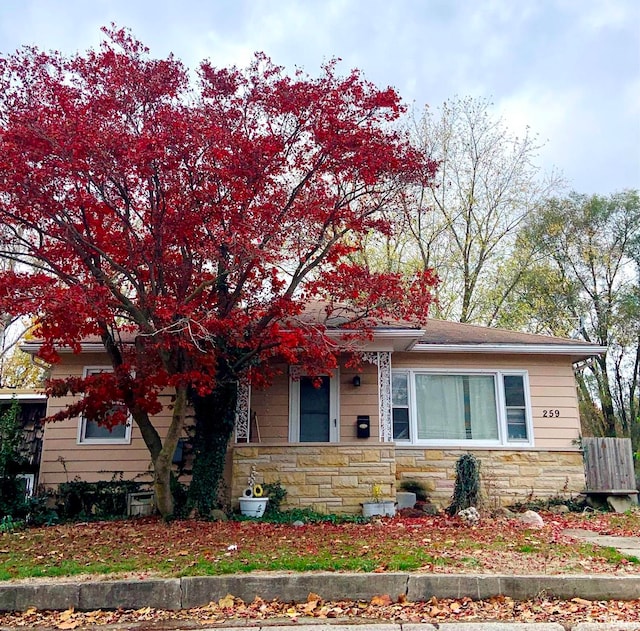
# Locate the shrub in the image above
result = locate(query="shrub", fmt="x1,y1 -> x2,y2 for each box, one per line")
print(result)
0,399 -> 29,520
263,480 -> 287,516
447,453 -> 480,516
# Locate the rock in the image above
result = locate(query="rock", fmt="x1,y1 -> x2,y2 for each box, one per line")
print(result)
548,504 -> 570,514
292,520 -> 305,527
517,510 -> 544,528
397,507 -> 425,518
607,495 -> 636,513
457,506 -> 480,526
494,506 -> 515,518
209,509 -> 228,522
421,502 -> 440,516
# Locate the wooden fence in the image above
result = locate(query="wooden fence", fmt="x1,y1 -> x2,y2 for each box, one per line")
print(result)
582,437 -> 637,493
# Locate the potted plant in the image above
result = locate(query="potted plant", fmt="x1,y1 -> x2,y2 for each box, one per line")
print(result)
239,466 -> 269,517
362,482 -> 395,518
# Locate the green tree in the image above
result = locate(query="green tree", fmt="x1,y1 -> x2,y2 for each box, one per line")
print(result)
516,190 -> 640,445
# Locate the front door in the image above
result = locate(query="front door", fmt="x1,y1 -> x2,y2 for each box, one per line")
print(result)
300,376 -> 330,441
289,370 -> 339,442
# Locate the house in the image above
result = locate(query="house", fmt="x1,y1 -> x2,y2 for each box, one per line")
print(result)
0,390 -> 46,496
24,315 -> 605,513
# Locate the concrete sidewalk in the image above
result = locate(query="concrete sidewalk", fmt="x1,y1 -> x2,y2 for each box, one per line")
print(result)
563,528 -> 640,558
1,572 -> 639,612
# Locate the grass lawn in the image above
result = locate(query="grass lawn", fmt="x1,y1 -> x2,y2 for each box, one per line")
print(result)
1,510 -> 639,581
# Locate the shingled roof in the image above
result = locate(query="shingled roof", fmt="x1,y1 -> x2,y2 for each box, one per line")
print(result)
22,303 -> 605,360
419,319 -> 592,346
406,318 -> 605,362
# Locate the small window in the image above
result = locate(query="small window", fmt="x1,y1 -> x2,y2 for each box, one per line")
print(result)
392,372 -> 410,440
504,375 -> 528,441
78,367 -> 132,445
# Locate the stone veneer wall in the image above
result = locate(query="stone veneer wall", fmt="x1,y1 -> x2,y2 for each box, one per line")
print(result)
232,443 -> 396,514
395,448 -> 585,508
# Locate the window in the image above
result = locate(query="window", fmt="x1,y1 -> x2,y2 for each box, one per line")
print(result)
392,372 -> 410,440
391,370 -> 532,446
77,367 -> 132,444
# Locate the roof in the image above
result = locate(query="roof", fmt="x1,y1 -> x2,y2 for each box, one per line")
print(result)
420,319 -> 591,346
21,305 -> 606,360
412,319 -> 605,361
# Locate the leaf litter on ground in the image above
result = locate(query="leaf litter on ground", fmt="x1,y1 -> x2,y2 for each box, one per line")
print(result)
0,511 -> 639,626
1,593 -> 640,628
1,511 -> 639,582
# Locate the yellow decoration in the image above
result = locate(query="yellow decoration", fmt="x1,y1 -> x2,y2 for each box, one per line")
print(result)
253,483 -> 264,497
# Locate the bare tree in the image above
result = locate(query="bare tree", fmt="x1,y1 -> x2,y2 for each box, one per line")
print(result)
404,97 -> 561,323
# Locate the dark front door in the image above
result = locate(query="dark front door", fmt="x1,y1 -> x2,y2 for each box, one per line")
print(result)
299,376 -> 330,442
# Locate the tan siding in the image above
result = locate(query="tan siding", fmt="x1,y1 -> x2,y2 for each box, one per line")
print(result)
339,362 -> 379,441
250,368 -> 289,442
40,354 -> 180,489
249,358 -> 381,444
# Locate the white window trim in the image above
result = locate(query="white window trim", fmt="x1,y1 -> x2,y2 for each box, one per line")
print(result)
288,368 -> 340,443
391,368 -> 534,448
77,366 -> 132,445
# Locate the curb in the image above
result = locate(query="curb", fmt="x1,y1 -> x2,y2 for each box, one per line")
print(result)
0,573 -> 639,612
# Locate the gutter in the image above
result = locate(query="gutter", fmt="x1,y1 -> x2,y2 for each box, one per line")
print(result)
411,343 -> 607,356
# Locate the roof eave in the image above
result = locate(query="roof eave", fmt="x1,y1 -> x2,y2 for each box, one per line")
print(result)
326,328 -> 427,351
21,342 -> 107,355
412,342 -> 607,360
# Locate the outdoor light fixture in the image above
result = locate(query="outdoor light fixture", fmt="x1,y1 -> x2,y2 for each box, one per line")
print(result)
352,375 -> 361,387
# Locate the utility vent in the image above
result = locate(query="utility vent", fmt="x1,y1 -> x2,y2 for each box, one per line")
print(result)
127,491 -> 155,517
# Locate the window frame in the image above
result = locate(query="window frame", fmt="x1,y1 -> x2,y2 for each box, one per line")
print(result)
77,366 -> 132,445
391,368 -> 534,447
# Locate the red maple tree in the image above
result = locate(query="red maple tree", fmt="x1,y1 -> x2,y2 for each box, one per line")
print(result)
0,27 -> 437,517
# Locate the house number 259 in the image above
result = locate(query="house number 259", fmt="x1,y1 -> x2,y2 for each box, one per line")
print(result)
542,409 -> 560,418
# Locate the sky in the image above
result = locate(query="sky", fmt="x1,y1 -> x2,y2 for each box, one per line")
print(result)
0,0 -> 638,195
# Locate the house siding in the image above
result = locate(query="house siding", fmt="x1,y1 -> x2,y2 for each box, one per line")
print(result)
39,354 -> 174,487
248,359 -> 380,443
38,349 -> 587,511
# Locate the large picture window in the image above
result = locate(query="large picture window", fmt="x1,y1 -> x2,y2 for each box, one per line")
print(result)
392,370 -> 532,446
77,367 -> 132,445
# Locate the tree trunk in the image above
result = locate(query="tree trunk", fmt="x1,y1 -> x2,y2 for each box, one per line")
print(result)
153,384 -> 188,519
188,378 -> 238,516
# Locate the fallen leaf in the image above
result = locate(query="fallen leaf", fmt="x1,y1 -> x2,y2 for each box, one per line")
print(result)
135,606 -> 152,615
571,597 -> 592,606
59,608 -> 75,621
371,594 -> 393,606
218,594 -> 235,608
